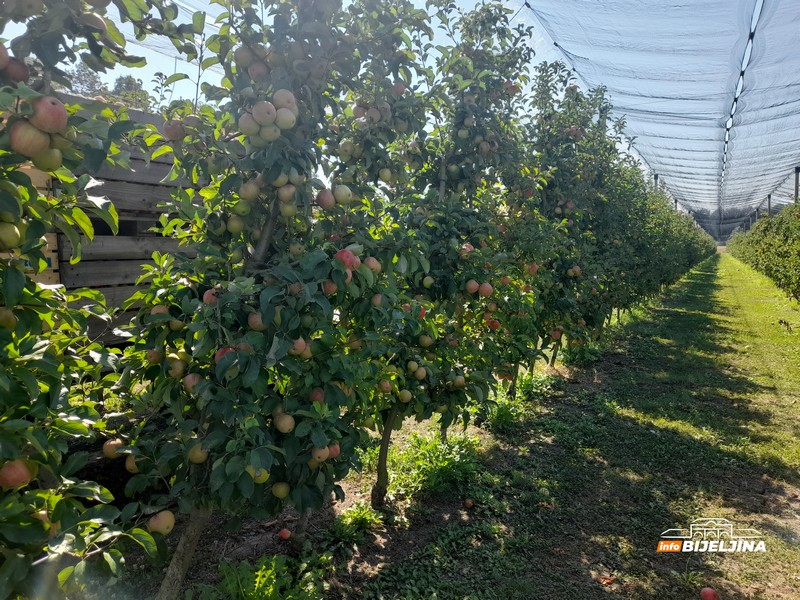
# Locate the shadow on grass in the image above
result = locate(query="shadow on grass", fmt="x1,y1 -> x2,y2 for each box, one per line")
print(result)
345,255 -> 800,600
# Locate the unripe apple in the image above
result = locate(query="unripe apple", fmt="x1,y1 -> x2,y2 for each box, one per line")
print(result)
0,307 -> 18,329
147,510 -> 175,535
162,119 -> 186,141
167,359 -> 188,378
289,242 -> 304,257
103,439 -> 124,459
238,112 -> 261,136
239,180 -> 261,201
259,124 -> 281,141
31,148 -> 63,172
316,189 -> 336,211
125,454 -> 139,474
453,375 -> 466,388
150,305 -> 170,316
247,61 -> 269,80
333,185 -> 353,205
466,279 -> 480,294
478,282 -> 493,297
0,223 -> 21,250
422,276 -> 434,288
407,360 -> 419,373
0,459 -> 32,490
251,100 -> 277,125
398,389 -> 413,403
371,293 -> 383,307
271,482 -> 290,499
311,446 -> 330,462
187,443 -> 208,464
277,184 -> 296,203
275,108 -> 296,130
414,367 -> 427,380
246,465 -> 270,483
279,202 -> 297,218
379,168 -> 393,182
9,121 -> 50,158
273,89 -> 296,109
248,311 -> 267,331
234,46 -> 254,68
168,320 -> 185,331
419,335 -> 434,347
275,413 -> 295,433
226,215 -> 245,233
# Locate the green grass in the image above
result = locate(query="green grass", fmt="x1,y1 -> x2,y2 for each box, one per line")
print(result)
336,254 -> 800,599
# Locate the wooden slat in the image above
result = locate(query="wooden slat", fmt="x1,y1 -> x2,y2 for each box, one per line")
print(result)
59,260 -> 149,288
94,158 -> 178,186
58,235 -> 192,262
97,286 -> 144,308
92,180 -> 174,215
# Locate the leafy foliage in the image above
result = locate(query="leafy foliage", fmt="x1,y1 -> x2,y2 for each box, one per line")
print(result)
728,205 -> 800,299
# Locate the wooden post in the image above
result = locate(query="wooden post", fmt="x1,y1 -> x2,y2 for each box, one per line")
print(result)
767,194 -> 771,217
654,173 -> 659,188
795,166 -> 799,203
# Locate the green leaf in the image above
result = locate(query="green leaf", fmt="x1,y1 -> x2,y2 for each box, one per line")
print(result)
192,10 -> 205,33
2,268 -> 26,307
127,528 -> 158,557
164,73 -> 190,86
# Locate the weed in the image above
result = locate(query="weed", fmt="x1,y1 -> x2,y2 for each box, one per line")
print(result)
190,554 -> 330,600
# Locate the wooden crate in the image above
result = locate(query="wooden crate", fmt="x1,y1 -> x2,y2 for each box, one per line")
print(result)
29,232 -> 60,285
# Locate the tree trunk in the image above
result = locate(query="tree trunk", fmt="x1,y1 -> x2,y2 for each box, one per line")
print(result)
155,506 -> 212,600
370,408 -> 397,508
549,340 -> 561,367
508,364 -> 519,401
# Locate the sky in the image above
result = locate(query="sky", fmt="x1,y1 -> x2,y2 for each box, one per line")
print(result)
2,0 -> 562,102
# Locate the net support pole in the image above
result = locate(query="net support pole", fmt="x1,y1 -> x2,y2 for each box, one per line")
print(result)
767,194 -> 771,216
795,166 -> 800,203
654,173 -> 659,188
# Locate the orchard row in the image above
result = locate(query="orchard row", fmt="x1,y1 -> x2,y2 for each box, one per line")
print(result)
0,1 -> 715,598
728,204 -> 800,299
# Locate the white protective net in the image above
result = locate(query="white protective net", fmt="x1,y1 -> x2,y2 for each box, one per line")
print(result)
526,0 -> 800,241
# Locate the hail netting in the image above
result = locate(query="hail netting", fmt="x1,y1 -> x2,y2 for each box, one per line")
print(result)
527,0 -> 800,241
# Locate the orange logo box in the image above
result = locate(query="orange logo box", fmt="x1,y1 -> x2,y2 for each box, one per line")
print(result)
657,540 -> 682,553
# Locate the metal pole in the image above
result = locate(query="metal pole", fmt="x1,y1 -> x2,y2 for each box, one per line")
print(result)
654,173 -> 659,188
767,194 -> 771,217
795,166 -> 799,203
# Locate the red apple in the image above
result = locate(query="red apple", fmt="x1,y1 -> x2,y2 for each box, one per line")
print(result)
146,349 -> 164,364
316,189 -> 336,211
478,282 -> 493,297
327,442 -> 341,458
5,58 -> 30,83
0,43 -> 8,70
203,288 -> 220,305
466,279 -> 480,294
183,373 -> 202,394
322,279 -> 338,295
29,96 -> 68,133
334,248 -> 357,269
700,588 -> 719,600
309,387 -> 325,404
488,319 -> 500,330
278,528 -> 292,540
214,347 -> 236,363
162,119 -> 186,141
371,293 -> 383,307
0,459 -> 32,490
550,329 -> 562,340
364,256 -> 382,273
